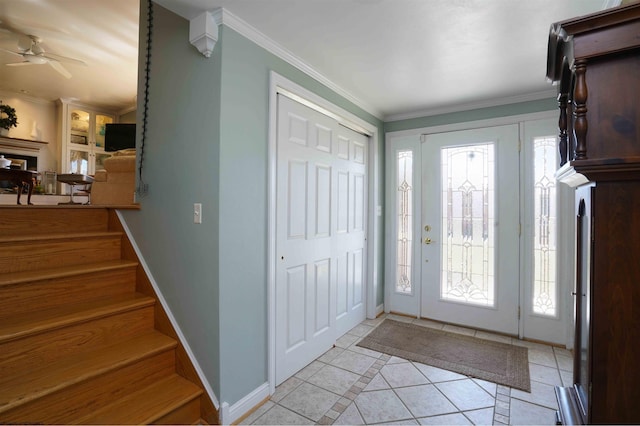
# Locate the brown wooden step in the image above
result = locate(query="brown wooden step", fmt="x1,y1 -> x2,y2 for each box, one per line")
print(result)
0,260 -> 138,315
0,207 -> 109,237
0,292 -> 155,344
0,331 -> 178,423
0,298 -> 154,378
75,374 -> 203,425
0,232 -> 123,273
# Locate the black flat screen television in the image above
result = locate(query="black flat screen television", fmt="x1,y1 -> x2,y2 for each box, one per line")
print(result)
104,123 -> 136,152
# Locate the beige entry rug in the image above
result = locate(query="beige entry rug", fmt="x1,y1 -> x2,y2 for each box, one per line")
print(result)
357,319 -> 530,392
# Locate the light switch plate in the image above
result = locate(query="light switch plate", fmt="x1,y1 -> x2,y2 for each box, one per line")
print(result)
194,203 -> 202,224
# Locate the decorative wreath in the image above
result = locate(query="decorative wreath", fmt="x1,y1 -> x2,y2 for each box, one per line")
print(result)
0,104 -> 18,130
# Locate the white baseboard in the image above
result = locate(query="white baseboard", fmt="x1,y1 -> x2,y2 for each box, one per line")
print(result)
220,382 -> 270,425
376,303 -> 384,317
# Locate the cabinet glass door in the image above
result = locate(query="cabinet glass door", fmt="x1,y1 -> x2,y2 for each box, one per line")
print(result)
69,150 -> 89,174
95,114 -> 113,149
70,109 -> 90,146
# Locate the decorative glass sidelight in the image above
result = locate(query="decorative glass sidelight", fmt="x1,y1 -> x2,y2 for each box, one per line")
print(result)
396,150 -> 413,294
440,144 -> 495,306
532,137 -> 557,316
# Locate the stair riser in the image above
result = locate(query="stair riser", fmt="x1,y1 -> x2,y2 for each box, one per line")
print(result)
0,306 -> 154,378
0,208 -> 109,236
0,267 -> 137,316
78,375 -> 203,424
156,397 -> 202,425
0,350 -> 176,424
0,236 -> 122,273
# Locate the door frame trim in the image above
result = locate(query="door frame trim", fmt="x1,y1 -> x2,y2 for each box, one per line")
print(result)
267,71 -> 380,395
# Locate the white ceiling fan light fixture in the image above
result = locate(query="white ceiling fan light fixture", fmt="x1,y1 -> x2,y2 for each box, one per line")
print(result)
2,34 -> 85,79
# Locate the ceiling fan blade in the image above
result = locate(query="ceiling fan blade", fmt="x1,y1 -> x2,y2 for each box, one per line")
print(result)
0,47 -> 23,58
48,60 -> 72,79
42,51 -> 86,66
6,61 -> 36,67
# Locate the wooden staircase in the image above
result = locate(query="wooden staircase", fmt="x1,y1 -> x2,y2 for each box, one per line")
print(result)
0,206 -> 218,424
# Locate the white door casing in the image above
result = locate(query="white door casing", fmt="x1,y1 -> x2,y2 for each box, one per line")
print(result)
274,95 -> 367,385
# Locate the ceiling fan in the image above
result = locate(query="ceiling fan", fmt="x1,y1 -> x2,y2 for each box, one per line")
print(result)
0,34 -> 86,79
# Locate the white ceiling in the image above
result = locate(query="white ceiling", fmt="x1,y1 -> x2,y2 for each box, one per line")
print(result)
0,0 -> 608,118
0,0 -> 139,112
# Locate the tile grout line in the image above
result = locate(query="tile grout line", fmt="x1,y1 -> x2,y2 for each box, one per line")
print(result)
494,385 -> 511,424
316,351 -> 390,425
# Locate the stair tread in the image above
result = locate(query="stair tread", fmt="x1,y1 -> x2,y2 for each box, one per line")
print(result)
75,374 -> 202,424
0,259 -> 138,287
0,292 -> 155,344
0,331 -> 177,413
0,231 -> 122,244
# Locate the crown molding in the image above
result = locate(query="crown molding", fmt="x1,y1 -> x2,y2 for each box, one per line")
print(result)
384,89 -> 558,123
0,89 -> 55,106
214,8 -> 383,120
118,104 -> 137,116
57,98 -> 119,114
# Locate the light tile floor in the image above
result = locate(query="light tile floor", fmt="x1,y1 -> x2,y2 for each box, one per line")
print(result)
242,314 -> 571,425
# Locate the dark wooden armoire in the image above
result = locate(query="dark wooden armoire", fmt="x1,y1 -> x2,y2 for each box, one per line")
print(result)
546,3 -> 640,424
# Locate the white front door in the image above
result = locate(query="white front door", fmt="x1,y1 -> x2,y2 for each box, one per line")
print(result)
420,125 -> 520,335
275,95 -> 367,385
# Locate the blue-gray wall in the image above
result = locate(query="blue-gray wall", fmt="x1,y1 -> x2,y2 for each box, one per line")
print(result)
122,0 -> 223,396
122,1 -> 384,407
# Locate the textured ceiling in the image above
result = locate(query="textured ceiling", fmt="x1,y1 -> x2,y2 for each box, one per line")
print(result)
1,0 -> 608,118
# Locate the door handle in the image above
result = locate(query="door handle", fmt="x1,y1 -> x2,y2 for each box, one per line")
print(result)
424,237 -> 433,245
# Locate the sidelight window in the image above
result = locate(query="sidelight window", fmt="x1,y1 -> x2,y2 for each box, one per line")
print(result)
532,137 -> 557,316
396,150 -> 413,294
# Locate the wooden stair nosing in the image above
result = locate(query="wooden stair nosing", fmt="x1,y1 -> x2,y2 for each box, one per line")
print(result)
0,331 -> 178,413
0,259 -> 139,287
0,292 -> 155,344
74,374 -> 203,425
0,231 -> 123,244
